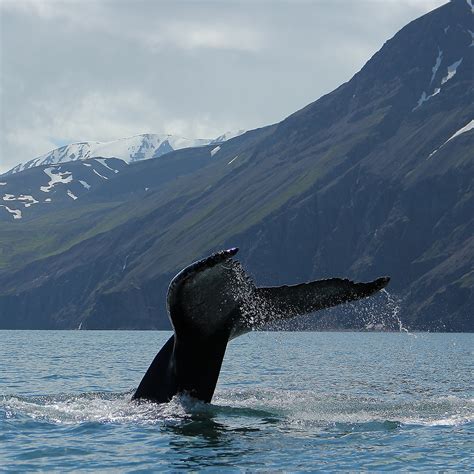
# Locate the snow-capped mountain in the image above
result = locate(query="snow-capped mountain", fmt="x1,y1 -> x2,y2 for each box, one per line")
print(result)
210,129 -> 247,144
1,0 -> 472,331
0,128 -> 249,222
5,131 -> 246,175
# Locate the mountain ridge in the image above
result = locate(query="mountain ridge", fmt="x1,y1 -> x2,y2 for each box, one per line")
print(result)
4,130 -> 246,176
0,0 -> 472,331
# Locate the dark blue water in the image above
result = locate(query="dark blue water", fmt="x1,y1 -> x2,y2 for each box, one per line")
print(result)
1,331 -> 472,471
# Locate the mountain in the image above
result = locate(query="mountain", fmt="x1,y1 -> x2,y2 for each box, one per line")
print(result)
0,0 -> 472,331
0,158 -> 128,221
4,131 -> 245,175
0,131 -> 245,222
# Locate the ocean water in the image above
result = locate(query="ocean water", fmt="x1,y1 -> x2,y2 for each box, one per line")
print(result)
0,330 -> 472,471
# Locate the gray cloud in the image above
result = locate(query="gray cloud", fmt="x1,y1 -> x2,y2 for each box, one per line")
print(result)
0,0 -> 446,173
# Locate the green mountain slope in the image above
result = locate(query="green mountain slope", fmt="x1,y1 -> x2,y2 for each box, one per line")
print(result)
0,0 -> 472,330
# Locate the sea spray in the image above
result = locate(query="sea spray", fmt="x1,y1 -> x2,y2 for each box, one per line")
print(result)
381,288 -> 413,334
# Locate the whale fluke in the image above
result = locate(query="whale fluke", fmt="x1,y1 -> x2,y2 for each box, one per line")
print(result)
133,248 -> 390,403
256,276 -> 390,322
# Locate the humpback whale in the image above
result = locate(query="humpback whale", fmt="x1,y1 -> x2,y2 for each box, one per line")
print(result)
133,248 -> 389,404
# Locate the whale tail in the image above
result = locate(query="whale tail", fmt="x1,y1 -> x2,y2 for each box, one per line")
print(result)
133,248 -> 390,403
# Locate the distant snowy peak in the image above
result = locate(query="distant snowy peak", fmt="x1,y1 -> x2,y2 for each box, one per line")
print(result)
211,130 -> 247,144
6,134 -> 207,175
5,130 -> 246,176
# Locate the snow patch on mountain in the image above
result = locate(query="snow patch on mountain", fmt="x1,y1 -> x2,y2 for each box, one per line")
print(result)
4,194 -> 40,208
21,195 -> 39,207
211,146 -> 221,157
1,187 -> 57,218
95,158 -> 119,173
413,41 -> 467,112
0,205 -> 22,219
1,193 -> 38,207
413,88 -> 441,111
412,47 -> 447,111
446,119 -> 474,142
93,169 -> 108,180
428,119 -> 474,158
441,58 -> 463,84
40,167 -> 73,193
67,190 -> 78,200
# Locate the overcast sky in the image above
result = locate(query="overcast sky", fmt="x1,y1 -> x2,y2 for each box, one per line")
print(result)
0,0 -> 446,173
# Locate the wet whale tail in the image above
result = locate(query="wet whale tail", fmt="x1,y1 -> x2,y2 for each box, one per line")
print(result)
133,248 -> 390,403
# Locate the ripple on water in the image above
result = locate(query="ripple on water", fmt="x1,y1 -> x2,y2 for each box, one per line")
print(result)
0,331 -> 473,471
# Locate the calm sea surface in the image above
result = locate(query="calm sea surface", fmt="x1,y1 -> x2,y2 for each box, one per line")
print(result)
0,330 -> 472,471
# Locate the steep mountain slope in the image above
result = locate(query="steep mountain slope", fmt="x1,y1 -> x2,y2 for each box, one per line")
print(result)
0,0 -> 472,330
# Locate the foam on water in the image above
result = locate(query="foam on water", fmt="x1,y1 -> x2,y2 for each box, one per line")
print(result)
2,387 -> 472,429
217,388 -> 473,428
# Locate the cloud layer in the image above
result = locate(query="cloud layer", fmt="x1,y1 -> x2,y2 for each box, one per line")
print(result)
0,0 -> 446,172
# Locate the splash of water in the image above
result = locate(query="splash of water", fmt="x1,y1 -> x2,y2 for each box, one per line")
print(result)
380,289 -> 414,335
2,389 -> 472,428
229,261 -> 414,334
227,261 -> 277,332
